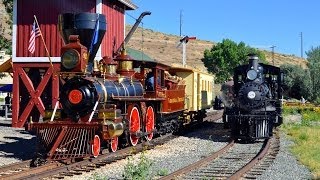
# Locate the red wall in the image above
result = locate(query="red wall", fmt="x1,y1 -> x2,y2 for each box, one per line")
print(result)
102,0 -> 125,56
16,0 -> 125,58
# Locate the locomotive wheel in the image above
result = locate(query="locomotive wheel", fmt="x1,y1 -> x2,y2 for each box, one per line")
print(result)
91,135 -> 101,158
127,105 -> 141,146
145,106 -> 155,141
109,137 -> 118,152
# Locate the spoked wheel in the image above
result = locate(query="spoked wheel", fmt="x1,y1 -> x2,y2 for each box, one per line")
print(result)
127,105 -> 141,146
91,135 -> 100,158
145,106 -> 155,141
109,137 -> 118,152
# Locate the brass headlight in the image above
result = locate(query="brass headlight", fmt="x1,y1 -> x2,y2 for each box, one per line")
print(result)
61,49 -> 80,70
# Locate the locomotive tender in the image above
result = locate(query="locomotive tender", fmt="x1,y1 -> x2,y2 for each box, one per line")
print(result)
222,54 -> 284,140
27,12 -> 214,162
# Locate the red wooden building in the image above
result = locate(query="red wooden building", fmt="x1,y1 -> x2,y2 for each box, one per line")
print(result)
11,0 -> 137,127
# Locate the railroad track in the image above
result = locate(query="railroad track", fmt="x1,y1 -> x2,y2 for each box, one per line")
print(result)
160,131 -> 280,180
0,110 -> 223,180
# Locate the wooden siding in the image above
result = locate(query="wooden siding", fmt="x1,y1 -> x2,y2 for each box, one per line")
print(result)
102,0 -> 125,57
16,0 -> 96,57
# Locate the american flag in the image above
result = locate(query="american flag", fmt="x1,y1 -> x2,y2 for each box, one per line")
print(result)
28,20 -> 40,54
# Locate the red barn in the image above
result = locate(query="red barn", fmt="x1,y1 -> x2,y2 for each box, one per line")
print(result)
11,0 -> 137,127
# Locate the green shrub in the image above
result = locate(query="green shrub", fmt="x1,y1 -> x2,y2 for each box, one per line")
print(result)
301,111 -> 320,126
122,152 -> 153,180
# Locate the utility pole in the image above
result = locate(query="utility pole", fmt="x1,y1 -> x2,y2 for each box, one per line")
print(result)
270,45 -> 276,65
177,36 -> 196,67
300,32 -> 303,58
179,10 -> 183,37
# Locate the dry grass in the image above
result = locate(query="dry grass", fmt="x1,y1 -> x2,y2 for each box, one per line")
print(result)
126,25 -> 309,72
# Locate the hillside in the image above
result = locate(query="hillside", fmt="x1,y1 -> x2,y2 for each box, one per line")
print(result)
126,26 -> 213,72
126,25 -> 308,71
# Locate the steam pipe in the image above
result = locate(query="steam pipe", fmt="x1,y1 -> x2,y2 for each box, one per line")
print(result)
115,11 -> 151,55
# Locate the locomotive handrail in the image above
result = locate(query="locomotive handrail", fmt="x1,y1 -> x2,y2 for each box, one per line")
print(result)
50,101 -> 60,122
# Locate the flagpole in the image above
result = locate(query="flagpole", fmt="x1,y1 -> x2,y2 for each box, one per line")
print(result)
33,15 -> 53,69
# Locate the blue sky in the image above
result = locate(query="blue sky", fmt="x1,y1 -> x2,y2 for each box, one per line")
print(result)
126,0 -> 320,58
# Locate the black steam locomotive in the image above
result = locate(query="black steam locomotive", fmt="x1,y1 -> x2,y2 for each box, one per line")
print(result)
222,54 -> 284,140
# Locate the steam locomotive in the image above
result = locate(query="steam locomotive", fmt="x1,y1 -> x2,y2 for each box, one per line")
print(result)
221,54 -> 284,140
27,12 -> 212,162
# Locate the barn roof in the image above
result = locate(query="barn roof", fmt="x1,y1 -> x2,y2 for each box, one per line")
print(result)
118,0 -> 138,10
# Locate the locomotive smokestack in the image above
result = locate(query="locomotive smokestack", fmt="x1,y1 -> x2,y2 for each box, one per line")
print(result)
248,54 -> 259,70
58,13 -> 106,63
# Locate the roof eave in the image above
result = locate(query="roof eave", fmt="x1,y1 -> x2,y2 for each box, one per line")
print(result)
118,0 -> 138,10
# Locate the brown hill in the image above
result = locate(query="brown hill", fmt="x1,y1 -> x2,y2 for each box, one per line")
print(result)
126,26 -> 213,72
126,25 -> 308,71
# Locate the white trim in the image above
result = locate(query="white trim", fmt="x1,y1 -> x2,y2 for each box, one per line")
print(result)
12,0 -> 17,59
117,0 -> 137,10
95,0 -> 103,60
12,57 -> 61,62
96,0 -> 102,13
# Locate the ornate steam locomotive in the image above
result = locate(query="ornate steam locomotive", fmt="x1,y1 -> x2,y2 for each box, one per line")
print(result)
221,54 -> 284,140
27,12 -> 212,162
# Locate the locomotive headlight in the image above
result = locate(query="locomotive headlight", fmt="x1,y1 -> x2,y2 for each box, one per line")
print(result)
247,91 -> 256,99
247,70 -> 257,80
61,49 -> 80,70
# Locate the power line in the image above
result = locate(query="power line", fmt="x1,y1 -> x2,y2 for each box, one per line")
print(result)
125,12 -> 138,21
180,10 -> 182,36
300,32 -> 303,58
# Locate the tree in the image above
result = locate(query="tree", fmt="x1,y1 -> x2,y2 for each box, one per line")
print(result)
0,0 -> 13,54
202,39 -> 266,83
306,46 -> 320,102
280,64 -> 312,100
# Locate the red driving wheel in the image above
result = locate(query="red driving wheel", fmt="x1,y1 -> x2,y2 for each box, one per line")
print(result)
91,135 -> 100,158
145,106 -> 155,141
109,137 -> 118,152
127,105 -> 141,146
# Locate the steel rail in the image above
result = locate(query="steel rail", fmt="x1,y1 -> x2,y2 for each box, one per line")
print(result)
159,140 -> 235,180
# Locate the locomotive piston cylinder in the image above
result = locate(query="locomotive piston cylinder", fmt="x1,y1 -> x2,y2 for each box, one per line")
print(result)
103,121 -> 124,138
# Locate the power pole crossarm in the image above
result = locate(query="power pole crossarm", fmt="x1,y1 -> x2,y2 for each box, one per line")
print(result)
178,36 -> 196,67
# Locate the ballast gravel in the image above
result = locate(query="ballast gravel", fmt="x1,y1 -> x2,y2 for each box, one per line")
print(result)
257,132 -> 312,180
0,117 -> 313,179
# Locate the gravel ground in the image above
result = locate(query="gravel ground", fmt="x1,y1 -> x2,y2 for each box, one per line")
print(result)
0,116 -> 313,179
66,122 -> 229,180
66,125 -> 313,180
257,132 -> 312,180
0,118 -> 36,166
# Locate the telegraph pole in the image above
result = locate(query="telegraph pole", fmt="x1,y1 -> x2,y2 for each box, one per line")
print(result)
179,10 -> 183,36
270,45 -> 276,65
177,36 -> 196,67
300,32 -> 303,58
